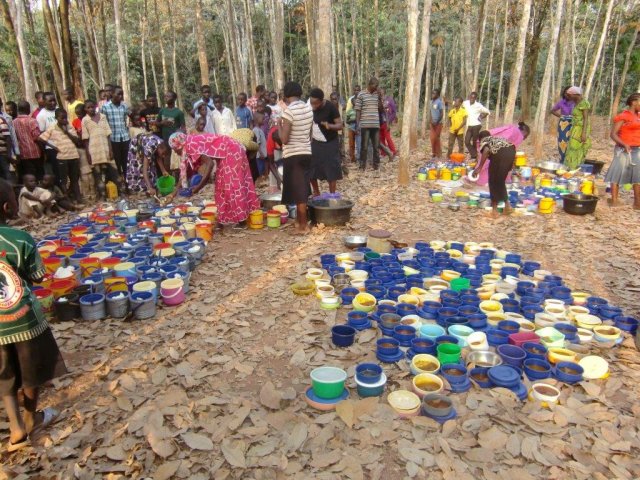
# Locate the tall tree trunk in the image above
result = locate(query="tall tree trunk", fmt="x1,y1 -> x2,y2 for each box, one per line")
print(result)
305,0 -> 317,87
113,0 -> 130,101
140,9 -> 148,98
495,0 -> 509,121
315,0 -> 333,94
503,0 -> 532,124
168,0 -> 181,107
99,0 -> 109,82
471,0 -> 488,92
42,0 -> 64,99
76,0 -> 100,95
149,49 -> 160,100
399,0 -> 419,186
533,0 -> 565,159
6,0 -> 36,100
410,0 -> 433,149
521,0 -> 551,121
195,0 -> 210,86
266,0 -> 285,90
584,0 -> 614,98
462,0 -> 474,92
244,0 -> 260,89
611,25 -> 638,118
484,8 -> 498,111
579,0 -> 604,87
555,0 -> 570,95
58,0 -> 82,97
154,0 -> 169,94
1,0 -> 25,93
608,17 -> 622,120
76,30 -> 88,99
374,0 -> 379,76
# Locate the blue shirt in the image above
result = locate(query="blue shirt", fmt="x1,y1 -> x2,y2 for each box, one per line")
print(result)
431,98 -> 444,124
101,102 -> 131,142
235,106 -> 253,129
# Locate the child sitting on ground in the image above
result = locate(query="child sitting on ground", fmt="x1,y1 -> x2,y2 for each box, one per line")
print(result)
18,174 -> 54,218
41,174 -> 75,212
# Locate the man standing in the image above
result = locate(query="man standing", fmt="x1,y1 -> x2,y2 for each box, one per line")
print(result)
63,88 -> 83,124
429,89 -> 444,159
211,95 -> 234,135
13,101 -> 43,180
355,78 -> 382,171
247,85 -> 266,114
101,86 -> 131,185
0,99 -> 19,162
32,91 -> 45,119
462,92 -> 490,160
447,97 -> 467,157
235,93 -> 253,129
158,91 -> 185,142
191,85 -> 214,118
140,94 -> 161,136
36,92 -> 58,175
345,85 -> 361,163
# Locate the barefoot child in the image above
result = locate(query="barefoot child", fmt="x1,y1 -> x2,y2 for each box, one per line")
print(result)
0,179 -> 67,452
41,174 -> 75,212
18,174 -> 54,218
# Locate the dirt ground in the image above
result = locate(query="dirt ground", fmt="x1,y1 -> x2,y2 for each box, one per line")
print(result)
1,119 -> 639,480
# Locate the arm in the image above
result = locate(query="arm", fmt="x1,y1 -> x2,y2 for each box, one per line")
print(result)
108,135 -> 114,159
581,109 -> 590,143
278,118 -> 292,145
609,120 -> 629,152
62,126 -> 83,147
21,191 -> 45,203
550,107 -> 561,118
192,156 -> 214,194
142,155 -> 156,196
473,147 -> 490,175
321,116 -> 343,132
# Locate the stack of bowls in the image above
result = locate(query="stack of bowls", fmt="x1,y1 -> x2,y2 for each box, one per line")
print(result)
306,367 -> 349,409
440,364 -> 471,393
388,390 -> 421,418
354,363 -> 387,397
422,394 -> 456,422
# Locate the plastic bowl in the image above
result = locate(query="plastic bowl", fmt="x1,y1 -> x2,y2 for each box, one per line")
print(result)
554,361 -> 584,383
469,367 -> 492,388
440,364 -> 468,384
411,337 -> 436,354
522,341 -> 548,359
422,393 -> 453,417
411,354 -> 440,375
331,325 -> 356,347
547,347 -> 577,364
355,363 -> 383,385
530,383 -> 561,404
376,337 -> 400,356
497,344 -> 527,366
523,358 -> 552,380
393,325 -> 417,343
592,325 -> 622,342
310,367 -> 347,399
412,373 -> 444,398
355,372 -> 387,397
419,324 -> 446,339
380,313 -> 402,329
352,292 -> 377,312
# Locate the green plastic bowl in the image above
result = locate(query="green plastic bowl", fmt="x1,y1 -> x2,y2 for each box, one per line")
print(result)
156,175 -> 176,196
437,343 -> 462,365
310,366 -> 347,399
450,278 -> 471,292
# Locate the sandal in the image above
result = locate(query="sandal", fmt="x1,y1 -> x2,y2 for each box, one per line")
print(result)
29,407 -> 60,435
6,436 -> 30,453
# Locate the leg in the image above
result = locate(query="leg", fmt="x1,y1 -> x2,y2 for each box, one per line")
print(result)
371,128 -> 381,169
609,184 -> 620,206
456,134 -> 464,153
359,129 -> 370,169
348,128 -> 356,162
92,165 -> 106,200
328,180 -> 337,193
311,179 -> 320,197
386,128 -> 397,156
633,184 -> 640,209
57,159 -> 70,196
21,386 -> 40,434
0,155 -> 11,181
296,203 -> 308,233
3,394 -> 28,445
434,123 -> 443,158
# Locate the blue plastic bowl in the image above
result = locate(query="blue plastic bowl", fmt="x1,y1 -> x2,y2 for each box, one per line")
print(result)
422,301 -> 442,314
467,313 -> 488,329
441,364 -> 468,384
486,328 -> 510,346
554,361 -> 584,384
522,305 -> 543,320
419,324 -> 446,339
459,305 -> 480,317
347,311 -> 369,326
331,325 -> 356,348
445,316 -> 469,328
555,322 -> 578,340
411,337 -> 436,354
435,335 -> 459,346
523,358 -> 552,380
377,337 -> 400,355
356,381 -> 386,398
469,367 -> 492,388
442,297 -> 463,309
497,344 -> 526,367
460,295 -> 481,307
522,341 -> 548,360
393,325 -> 417,343
376,304 -> 397,315
397,303 -> 417,317
355,363 -> 383,384
500,299 -> 520,313
614,316 -> 639,333
598,305 -> 623,320
497,320 -> 520,333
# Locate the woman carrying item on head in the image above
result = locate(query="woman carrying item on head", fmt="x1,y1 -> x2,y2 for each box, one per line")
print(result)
605,93 -> 640,209
278,81 -> 314,235
168,132 -> 259,225
564,86 -> 592,170
472,129 -> 529,217
476,122 -> 530,186
309,88 -> 343,197
0,180 -> 67,453
550,86 -> 575,164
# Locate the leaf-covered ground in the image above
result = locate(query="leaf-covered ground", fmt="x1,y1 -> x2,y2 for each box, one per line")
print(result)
1,120 -> 639,479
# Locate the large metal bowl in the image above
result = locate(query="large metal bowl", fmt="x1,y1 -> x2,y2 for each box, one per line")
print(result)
260,193 -> 282,210
308,199 -> 354,226
466,351 -> 503,368
537,161 -> 563,174
344,235 -> 367,249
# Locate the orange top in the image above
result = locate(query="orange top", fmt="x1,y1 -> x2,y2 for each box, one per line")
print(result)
614,109 -> 640,147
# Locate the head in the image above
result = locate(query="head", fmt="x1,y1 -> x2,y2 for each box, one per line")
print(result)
478,130 -> 491,142
256,99 -> 266,113
453,96 -> 463,108
17,100 -> 31,116
55,108 -> 68,127
146,94 -> 158,109
84,100 -> 97,117
168,132 -> 187,154
195,116 -> 206,132
164,91 -> 177,106
44,92 -> 57,111
269,91 -> 278,105
99,89 -> 107,100
469,92 -> 478,104
5,101 -> 17,119
518,122 -> 531,140
255,85 -> 266,97
35,91 -> 45,108
309,88 -> 325,111
130,111 -> 142,127
237,92 -> 247,106
42,174 -> 57,188
23,174 -> 37,192
0,179 -> 18,221
75,103 -> 85,119
626,92 -> 640,112
330,92 -> 339,107
63,87 -> 75,102
111,86 -> 124,104
201,85 -> 211,101
254,111 -> 265,127
197,103 -> 208,118
367,78 -> 379,93
213,94 -> 224,111
283,82 -> 303,104
566,86 -> 582,102
104,84 -> 114,99
561,86 -> 571,101
432,88 -> 441,100
353,85 -> 361,96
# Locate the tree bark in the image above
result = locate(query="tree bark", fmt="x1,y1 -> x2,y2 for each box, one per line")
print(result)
521,0 -> 551,120
140,7 -> 148,98
533,0 -> 565,160
76,0 -> 100,94
58,0 -> 82,97
315,0 -> 333,94
6,0 -> 36,100
484,8 -> 498,112
195,0 -> 210,86
495,0 -> 509,121
462,0 -> 473,92
503,0 -> 532,124
243,0 -> 260,89
410,0 -> 432,149
266,0 -> 285,90
579,0 -> 603,87
608,17 -> 622,120
153,0 -> 169,94
555,0 -> 571,95
611,25 -> 639,118
112,0 -> 130,101
584,0 -> 614,98
399,0 -> 419,186
471,0 -> 488,92
168,0 -> 181,107
42,0 -> 64,99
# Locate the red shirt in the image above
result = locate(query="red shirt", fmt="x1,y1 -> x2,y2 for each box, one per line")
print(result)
266,126 -> 281,157
31,107 -> 41,119
72,117 -> 83,136
13,115 -> 42,160
614,109 -> 640,147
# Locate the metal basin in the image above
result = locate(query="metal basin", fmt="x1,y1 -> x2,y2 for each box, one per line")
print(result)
466,351 -> 503,368
537,161 -> 563,174
308,199 -> 354,226
344,235 -> 367,249
260,193 -> 282,210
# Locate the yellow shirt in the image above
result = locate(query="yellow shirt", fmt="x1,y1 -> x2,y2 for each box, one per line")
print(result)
66,99 -> 84,123
448,107 -> 467,134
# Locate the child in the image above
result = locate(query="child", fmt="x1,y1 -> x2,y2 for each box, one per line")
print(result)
41,174 -> 75,212
38,109 -> 84,206
235,93 -> 253,129
447,97 -> 467,157
196,104 -> 215,134
72,103 -> 93,199
0,179 -> 67,452
18,174 -> 54,218
190,116 -> 207,135
266,126 -> 283,192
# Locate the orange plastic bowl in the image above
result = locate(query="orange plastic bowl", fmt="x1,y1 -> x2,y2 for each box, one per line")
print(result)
450,153 -> 466,163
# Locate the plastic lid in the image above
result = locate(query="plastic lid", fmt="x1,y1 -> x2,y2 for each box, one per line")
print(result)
369,229 -> 391,239
488,365 -> 520,386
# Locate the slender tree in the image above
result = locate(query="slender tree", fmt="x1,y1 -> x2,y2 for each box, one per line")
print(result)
503,0 -> 532,124
195,0 -> 210,86
6,0 -> 36,101
584,0 -> 615,98
399,0 -> 419,185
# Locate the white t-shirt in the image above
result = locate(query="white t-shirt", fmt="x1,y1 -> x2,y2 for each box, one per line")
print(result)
36,109 -> 57,149
212,107 -> 236,136
462,100 -> 490,127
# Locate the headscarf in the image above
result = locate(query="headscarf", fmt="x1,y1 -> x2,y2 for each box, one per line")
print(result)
479,136 -> 513,155
168,132 -> 187,151
566,86 -> 582,95
230,128 -> 259,152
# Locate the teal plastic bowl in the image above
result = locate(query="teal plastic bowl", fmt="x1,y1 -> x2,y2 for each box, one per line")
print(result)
310,367 -> 347,399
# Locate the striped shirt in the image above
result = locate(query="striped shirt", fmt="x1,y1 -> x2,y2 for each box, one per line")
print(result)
101,102 -> 130,142
355,92 -> 381,128
13,115 -> 42,159
281,100 -> 313,158
39,124 -> 79,160
0,118 -> 11,155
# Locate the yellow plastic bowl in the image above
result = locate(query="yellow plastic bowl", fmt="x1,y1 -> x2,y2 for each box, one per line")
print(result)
397,294 -> 420,306
412,373 -> 444,398
547,347 -> 577,364
574,313 -> 602,330
593,325 -> 621,341
352,292 -> 377,312
441,269 -> 461,282
480,300 -> 503,314
411,354 -> 440,375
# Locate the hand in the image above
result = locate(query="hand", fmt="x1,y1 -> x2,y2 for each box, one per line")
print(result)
472,168 -> 480,177
622,143 -> 631,154
108,148 -> 114,160
580,133 -> 586,144
42,199 -> 52,207
87,154 -> 93,166
321,121 -> 329,129
148,187 -> 157,196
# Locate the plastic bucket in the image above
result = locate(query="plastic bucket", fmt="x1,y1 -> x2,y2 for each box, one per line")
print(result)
166,270 -> 191,293
34,288 -> 55,320
50,279 -> 76,299
156,175 -> 176,196
44,256 -> 63,273
106,291 -> 130,318
248,210 -> 264,229
267,210 -> 281,228
133,280 -> 159,301
181,223 -> 196,239
195,221 -> 213,241
54,293 -> 80,321
104,277 -> 128,293
82,274 -> 104,293
130,291 -> 156,319
79,293 -> 106,321
437,343 -> 462,365
80,258 -> 101,278
101,257 -> 121,270
165,230 -> 186,245
113,262 -> 136,277
160,278 -> 185,306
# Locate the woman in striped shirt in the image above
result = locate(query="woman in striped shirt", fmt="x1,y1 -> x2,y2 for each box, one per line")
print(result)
278,81 -> 313,235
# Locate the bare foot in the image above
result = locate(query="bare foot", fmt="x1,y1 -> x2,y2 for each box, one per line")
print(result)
289,226 -> 311,236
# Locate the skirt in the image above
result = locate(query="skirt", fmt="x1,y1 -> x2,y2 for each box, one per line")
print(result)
604,147 -> 640,185
488,145 -> 516,204
557,115 -> 572,163
311,138 -> 343,182
0,327 -> 68,396
282,154 -> 312,204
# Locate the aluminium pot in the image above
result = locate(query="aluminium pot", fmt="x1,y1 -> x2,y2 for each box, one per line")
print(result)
308,199 -> 354,226
562,193 -> 598,215
260,193 -> 282,210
